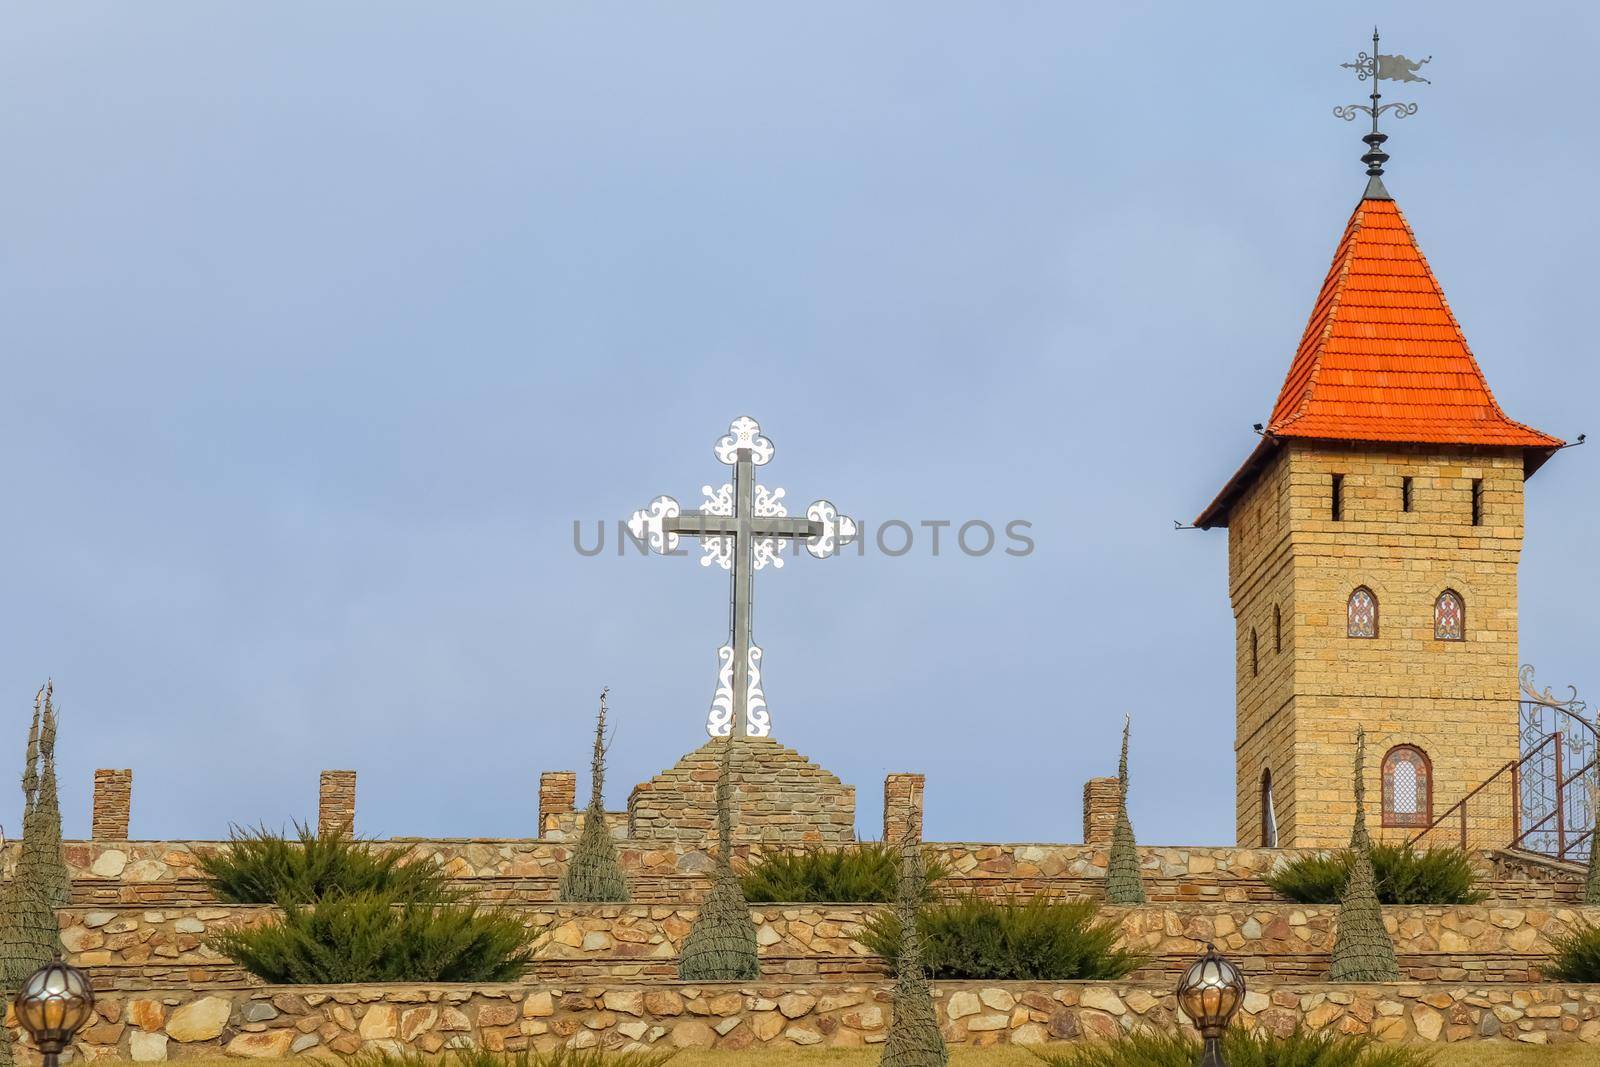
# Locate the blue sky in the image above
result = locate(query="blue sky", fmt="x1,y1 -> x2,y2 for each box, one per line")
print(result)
3,3 -> 1597,845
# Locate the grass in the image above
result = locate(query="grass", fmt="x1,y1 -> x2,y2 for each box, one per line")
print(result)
104,1049 -> 1599,1067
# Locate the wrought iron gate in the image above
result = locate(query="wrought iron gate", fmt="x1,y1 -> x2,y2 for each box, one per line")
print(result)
1514,666 -> 1597,862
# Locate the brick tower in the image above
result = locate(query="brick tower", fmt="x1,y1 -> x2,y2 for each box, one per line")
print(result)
1196,174 -> 1563,848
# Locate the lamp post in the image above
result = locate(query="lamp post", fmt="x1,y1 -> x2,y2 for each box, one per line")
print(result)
1176,943 -> 1245,1067
13,957 -> 95,1067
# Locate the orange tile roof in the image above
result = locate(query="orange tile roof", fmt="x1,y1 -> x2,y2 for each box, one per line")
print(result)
1195,195 -> 1561,528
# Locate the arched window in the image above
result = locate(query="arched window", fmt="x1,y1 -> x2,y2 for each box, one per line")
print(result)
1434,590 -> 1465,641
1347,587 -> 1378,638
1382,745 -> 1432,827
1261,770 -> 1278,847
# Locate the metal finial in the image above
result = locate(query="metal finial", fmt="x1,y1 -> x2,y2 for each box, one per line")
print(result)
1333,27 -> 1431,196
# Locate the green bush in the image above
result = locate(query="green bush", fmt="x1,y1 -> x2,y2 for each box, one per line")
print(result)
1545,920 -> 1600,981
199,824 -> 455,905
1032,1027 -> 1433,1067
1265,845 -> 1485,906
346,1046 -> 675,1067
740,842 -> 949,903
862,894 -> 1140,981
208,891 -> 532,984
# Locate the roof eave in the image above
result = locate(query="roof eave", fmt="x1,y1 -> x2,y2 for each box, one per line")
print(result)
1194,436 -> 1279,530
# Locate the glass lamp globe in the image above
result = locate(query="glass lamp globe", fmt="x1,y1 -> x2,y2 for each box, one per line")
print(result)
1176,943 -> 1245,1067
14,957 -> 96,1057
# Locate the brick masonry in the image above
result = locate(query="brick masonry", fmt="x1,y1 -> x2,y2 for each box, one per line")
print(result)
91,769 -> 132,841
1229,443 -> 1528,848
882,773 -> 925,842
626,737 -> 855,846
1083,777 -> 1119,846
317,771 -> 356,837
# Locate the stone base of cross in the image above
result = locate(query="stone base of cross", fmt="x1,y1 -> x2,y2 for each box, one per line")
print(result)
629,417 -> 855,738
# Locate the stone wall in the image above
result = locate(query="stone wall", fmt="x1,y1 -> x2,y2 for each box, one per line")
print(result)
318,771 -> 357,837
626,738 -> 856,846
18,841 -> 1580,908
92,770 -> 133,840
882,774 -> 925,843
1083,778 -> 1119,846
29,979 -> 1600,1058
63,901 -> 1589,991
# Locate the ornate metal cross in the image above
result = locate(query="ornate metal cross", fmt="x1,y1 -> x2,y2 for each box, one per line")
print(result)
629,417 -> 855,738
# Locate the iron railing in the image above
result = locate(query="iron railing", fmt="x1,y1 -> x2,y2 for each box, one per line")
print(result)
1408,667 -> 1598,863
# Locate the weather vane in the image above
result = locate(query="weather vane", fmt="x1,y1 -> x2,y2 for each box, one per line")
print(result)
1334,27 -> 1431,191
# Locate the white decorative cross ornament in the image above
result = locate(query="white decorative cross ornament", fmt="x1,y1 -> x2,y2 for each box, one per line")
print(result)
629,417 -> 856,738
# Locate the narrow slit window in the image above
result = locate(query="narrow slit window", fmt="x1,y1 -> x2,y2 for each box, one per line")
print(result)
1273,604 -> 1282,653
1471,479 -> 1483,526
1261,770 -> 1278,848
1402,476 -> 1413,512
1250,628 -> 1258,677
1331,474 -> 1344,521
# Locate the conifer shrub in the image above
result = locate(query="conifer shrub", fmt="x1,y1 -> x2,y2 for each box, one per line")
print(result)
1266,845 -> 1485,906
559,688 -> 629,903
677,737 -> 760,981
1106,715 -> 1146,905
345,1042 -> 676,1067
880,820 -> 948,1067
862,895 -> 1140,982
1329,729 -> 1400,982
1,685 -> 68,987
1544,920 -> 1600,982
740,842 -> 949,903
199,823 -> 455,905
1031,1026 -> 1434,1067
208,891 -> 533,983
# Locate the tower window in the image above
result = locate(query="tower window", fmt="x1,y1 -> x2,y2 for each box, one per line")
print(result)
1273,604 -> 1282,653
1331,474 -> 1344,521
1261,769 -> 1278,847
1250,628 -> 1258,676
1402,476 -> 1413,512
1382,745 -> 1432,828
1471,479 -> 1483,525
1347,587 -> 1378,638
1434,590 -> 1465,641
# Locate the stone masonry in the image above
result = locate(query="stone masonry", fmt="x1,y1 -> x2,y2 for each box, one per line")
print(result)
539,772 -> 577,836
317,771 -> 356,837
25,979 -> 1600,1058
626,737 -> 855,846
91,769 -> 132,840
882,773 -> 925,842
1230,443 -> 1526,848
1083,777 -> 1119,846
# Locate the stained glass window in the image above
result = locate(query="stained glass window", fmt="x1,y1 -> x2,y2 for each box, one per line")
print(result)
1382,746 -> 1431,828
1435,590 -> 1465,641
1347,587 -> 1377,638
